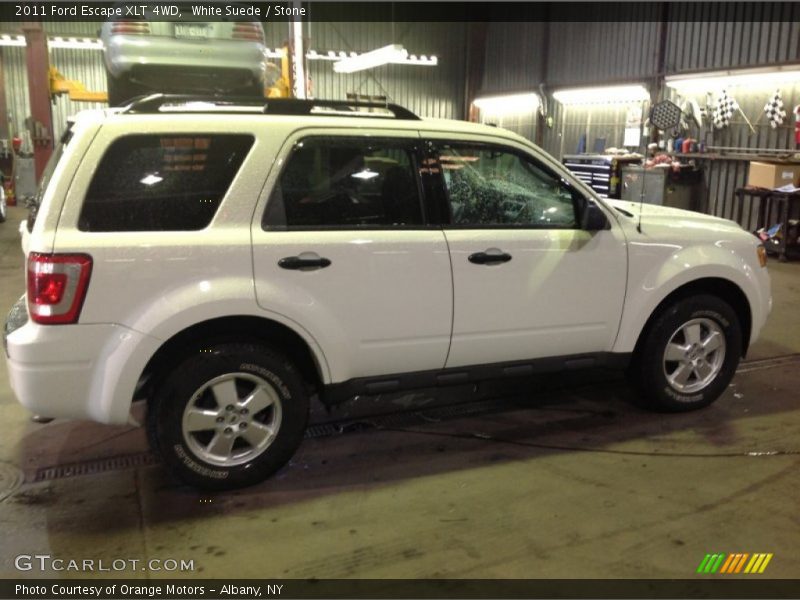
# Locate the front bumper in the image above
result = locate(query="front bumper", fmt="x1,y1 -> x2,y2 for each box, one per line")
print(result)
5,306 -> 160,424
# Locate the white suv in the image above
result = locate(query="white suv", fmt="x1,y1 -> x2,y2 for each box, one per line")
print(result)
4,95 -> 771,489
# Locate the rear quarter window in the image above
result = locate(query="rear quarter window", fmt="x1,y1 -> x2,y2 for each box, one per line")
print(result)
79,134 -> 254,232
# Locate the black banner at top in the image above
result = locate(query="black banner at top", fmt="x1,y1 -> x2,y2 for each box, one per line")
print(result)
0,2 -> 797,23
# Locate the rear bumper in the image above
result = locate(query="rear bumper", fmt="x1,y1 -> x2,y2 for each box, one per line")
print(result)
5,318 -> 161,424
104,35 -> 266,83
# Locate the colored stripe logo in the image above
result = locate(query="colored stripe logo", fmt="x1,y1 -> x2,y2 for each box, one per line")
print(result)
697,553 -> 773,574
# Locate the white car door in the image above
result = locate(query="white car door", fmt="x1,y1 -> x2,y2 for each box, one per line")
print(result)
251,131 -> 453,384
428,137 -> 627,369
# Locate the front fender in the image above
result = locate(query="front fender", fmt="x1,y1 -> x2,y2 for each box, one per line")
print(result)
613,241 -> 767,354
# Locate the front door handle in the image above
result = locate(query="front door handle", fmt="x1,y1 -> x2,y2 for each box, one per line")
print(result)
278,255 -> 332,270
468,250 -> 512,265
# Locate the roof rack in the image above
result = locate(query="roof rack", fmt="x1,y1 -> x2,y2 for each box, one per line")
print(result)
122,94 -> 421,120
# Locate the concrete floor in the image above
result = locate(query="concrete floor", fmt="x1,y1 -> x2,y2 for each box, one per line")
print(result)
0,204 -> 799,580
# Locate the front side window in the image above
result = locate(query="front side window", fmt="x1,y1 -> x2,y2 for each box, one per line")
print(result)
80,134 -> 254,232
264,137 -> 423,229
438,144 -> 578,228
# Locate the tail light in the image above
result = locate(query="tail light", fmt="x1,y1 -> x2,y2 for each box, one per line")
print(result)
27,253 -> 93,325
232,22 -> 264,42
111,21 -> 151,35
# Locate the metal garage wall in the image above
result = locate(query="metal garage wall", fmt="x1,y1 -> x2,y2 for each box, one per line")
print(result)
49,46 -> 108,140
546,15 -> 661,87
665,3 -> 800,73
666,80 -> 800,227
304,22 -> 467,119
481,22 -> 546,93
2,46 -> 31,143
1,44 -> 108,143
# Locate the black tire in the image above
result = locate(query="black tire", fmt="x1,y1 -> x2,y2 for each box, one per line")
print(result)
147,343 -> 309,490
628,294 -> 742,412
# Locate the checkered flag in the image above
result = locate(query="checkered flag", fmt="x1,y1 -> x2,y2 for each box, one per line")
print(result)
764,90 -> 787,129
713,89 -> 738,129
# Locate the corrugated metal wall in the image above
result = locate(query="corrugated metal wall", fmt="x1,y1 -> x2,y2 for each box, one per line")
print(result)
480,6 -> 800,228
0,20 -> 466,144
1,44 -> 108,142
546,19 -> 661,87
665,3 -> 800,73
481,22 -> 546,93
305,21 -> 466,118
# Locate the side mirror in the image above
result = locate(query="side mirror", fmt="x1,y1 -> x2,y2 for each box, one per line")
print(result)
581,200 -> 610,231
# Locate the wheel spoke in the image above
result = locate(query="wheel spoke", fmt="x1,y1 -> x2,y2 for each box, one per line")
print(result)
665,342 -> 687,362
701,331 -> 723,354
243,386 -> 276,414
669,362 -> 693,386
211,378 -> 240,407
694,360 -> 714,381
240,422 -> 274,448
206,431 -> 237,458
184,408 -> 220,432
683,323 -> 702,345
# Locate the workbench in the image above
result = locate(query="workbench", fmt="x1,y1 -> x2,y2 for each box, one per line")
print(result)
735,186 -> 800,262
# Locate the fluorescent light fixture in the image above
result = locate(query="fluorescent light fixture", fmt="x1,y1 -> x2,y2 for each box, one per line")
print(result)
0,34 -> 25,47
473,92 -> 540,113
665,65 -> 800,93
553,85 -> 650,105
333,44 -> 408,73
0,34 -> 104,50
48,37 -> 103,50
293,48 -> 436,68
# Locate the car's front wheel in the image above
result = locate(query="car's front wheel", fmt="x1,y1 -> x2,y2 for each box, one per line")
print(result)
629,294 -> 742,412
147,343 -> 309,489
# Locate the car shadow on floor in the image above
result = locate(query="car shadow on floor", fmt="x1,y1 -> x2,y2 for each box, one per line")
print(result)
9,357 -> 799,538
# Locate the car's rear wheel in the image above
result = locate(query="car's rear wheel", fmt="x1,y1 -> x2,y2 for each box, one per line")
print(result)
629,294 -> 742,412
147,343 -> 309,489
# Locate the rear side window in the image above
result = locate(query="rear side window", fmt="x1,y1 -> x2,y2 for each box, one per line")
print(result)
79,134 -> 254,232
263,137 -> 423,229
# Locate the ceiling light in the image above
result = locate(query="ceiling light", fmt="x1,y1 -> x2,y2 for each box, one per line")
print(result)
48,37 -> 104,50
473,92 -> 540,113
665,66 -> 800,94
334,44 -> 408,73
553,85 -> 650,105
0,35 -> 26,47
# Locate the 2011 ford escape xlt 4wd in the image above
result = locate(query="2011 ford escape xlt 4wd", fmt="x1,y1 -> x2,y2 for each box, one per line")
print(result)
4,95 -> 772,489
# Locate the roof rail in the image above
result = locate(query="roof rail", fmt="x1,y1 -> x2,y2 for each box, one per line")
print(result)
122,94 -> 421,120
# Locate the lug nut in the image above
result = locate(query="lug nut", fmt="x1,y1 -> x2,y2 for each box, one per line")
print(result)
240,408 -> 249,415
224,427 -> 233,434
226,405 -> 234,411
239,422 -> 248,429
216,416 -> 224,423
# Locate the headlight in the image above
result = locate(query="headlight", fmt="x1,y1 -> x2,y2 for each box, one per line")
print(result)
757,245 -> 768,268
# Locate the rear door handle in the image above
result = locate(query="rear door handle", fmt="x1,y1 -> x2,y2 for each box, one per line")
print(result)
468,250 -> 512,265
278,255 -> 332,270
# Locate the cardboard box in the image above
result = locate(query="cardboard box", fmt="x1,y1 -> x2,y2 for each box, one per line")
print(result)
747,161 -> 800,189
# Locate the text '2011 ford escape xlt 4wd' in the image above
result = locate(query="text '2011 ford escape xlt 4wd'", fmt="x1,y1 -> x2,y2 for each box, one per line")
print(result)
4,95 -> 771,489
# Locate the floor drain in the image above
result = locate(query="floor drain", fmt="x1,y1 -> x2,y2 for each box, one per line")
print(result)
0,461 -> 24,502
29,452 -> 161,483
